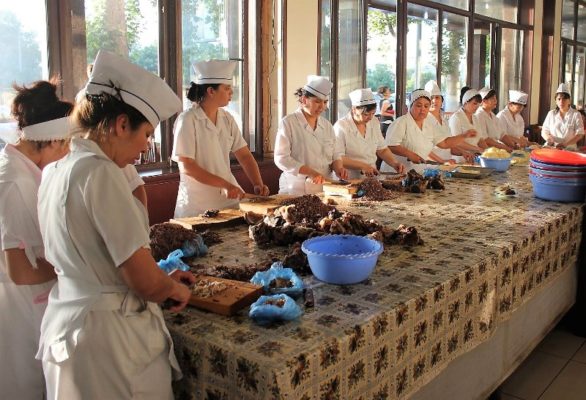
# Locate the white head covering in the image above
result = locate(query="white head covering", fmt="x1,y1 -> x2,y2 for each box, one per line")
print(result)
410,89 -> 431,106
349,88 -> 376,106
85,50 -> 182,128
462,89 -> 480,105
479,87 -> 494,100
21,117 -> 73,141
424,81 -> 442,97
193,60 -> 237,85
556,83 -> 571,97
508,89 -> 528,105
303,75 -> 333,100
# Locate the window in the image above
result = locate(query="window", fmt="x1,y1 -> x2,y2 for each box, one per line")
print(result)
560,0 -> 586,110
406,5 -> 438,98
0,1 -> 48,123
475,0 -> 518,24
575,46 -> 585,109
428,0 -> 468,10
498,28 -> 524,109
562,0 -> 575,40
441,12 -> 467,112
578,3 -> 586,43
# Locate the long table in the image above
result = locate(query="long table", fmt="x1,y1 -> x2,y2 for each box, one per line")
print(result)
165,166 -> 583,400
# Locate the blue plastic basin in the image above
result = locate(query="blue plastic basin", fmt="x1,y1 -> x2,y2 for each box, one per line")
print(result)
479,156 -> 512,172
301,235 -> 383,285
529,174 -> 586,202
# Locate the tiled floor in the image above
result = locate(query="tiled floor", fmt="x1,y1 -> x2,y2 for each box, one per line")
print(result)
496,326 -> 586,400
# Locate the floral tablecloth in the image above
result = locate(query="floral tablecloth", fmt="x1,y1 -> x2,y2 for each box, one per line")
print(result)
166,166 -> 583,400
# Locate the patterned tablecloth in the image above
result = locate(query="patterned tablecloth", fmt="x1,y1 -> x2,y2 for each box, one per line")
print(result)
166,166 -> 583,400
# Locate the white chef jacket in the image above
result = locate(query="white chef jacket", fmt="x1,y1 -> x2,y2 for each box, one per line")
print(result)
427,113 -> 452,160
172,104 -> 248,217
274,108 -> 342,194
496,107 -> 525,138
122,164 -> 144,192
475,108 -> 505,141
38,138 -> 179,400
333,113 -> 387,179
541,108 -> 585,144
0,144 -> 54,400
449,108 -> 485,146
381,112 -> 446,172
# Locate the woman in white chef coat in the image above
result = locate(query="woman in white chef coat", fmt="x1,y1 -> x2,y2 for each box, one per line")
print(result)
274,75 -> 348,194
37,50 -> 195,400
541,83 -> 585,149
172,60 -> 268,217
0,79 -> 72,400
475,87 -> 513,152
496,90 -> 530,148
333,88 -> 405,178
381,89 -> 475,172
449,87 -> 487,155
424,80 -> 454,161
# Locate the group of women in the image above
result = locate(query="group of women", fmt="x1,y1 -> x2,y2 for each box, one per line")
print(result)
1,48 -> 585,399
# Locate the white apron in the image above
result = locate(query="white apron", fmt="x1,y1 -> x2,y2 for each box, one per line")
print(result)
0,145 -> 55,400
175,173 -> 240,217
38,140 -> 180,400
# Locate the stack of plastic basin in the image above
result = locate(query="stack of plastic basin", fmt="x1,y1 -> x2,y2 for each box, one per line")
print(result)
529,148 -> 586,202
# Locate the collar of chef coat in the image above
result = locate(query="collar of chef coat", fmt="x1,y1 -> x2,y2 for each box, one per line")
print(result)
0,144 -> 42,184
69,137 -> 112,162
191,104 -> 229,127
294,108 -> 327,132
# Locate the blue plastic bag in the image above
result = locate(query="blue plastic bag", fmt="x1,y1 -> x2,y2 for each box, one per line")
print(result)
249,294 -> 302,324
157,249 -> 190,274
422,168 -> 441,179
181,236 -> 208,257
250,262 -> 304,298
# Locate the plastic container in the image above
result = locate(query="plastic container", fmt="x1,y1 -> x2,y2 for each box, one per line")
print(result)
529,167 -> 586,179
479,156 -> 512,172
530,148 -> 586,166
529,174 -> 586,202
529,159 -> 586,172
301,235 -> 383,285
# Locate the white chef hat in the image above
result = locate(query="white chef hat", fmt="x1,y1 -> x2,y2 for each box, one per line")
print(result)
85,50 -> 182,128
424,80 -> 442,97
556,83 -> 571,97
508,89 -> 528,105
479,87 -> 495,100
462,88 -> 480,104
21,117 -> 73,141
410,89 -> 431,105
303,75 -> 333,100
192,60 -> 237,85
349,88 -> 376,106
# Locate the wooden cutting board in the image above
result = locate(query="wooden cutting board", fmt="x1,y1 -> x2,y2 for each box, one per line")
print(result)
322,179 -> 362,196
169,209 -> 244,230
239,194 -> 295,215
188,275 -> 263,316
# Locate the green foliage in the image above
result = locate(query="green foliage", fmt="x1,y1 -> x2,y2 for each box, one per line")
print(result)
405,69 -> 435,92
130,44 -> 158,73
366,64 -> 395,91
442,29 -> 465,77
0,10 -> 42,91
368,9 -> 397,39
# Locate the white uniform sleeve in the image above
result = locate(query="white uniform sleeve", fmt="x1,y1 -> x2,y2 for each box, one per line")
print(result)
121,165 -> 144,192
541,111 -> 553,139
333,121 -> 347,157
449,113 -> 462,136
327,123 -> 343,162
83,163 -> 150,267
574,111 -> 585,136
385,119 -> 405,146
274,118 -> 303,175
171,110 -> 196,161
0,182 -> 38,251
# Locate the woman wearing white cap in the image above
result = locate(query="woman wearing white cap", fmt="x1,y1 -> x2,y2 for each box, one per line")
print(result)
424,80 -> 453,161
496,89 -> 530,148
0,79 -> 72,400
274,75 -> 348,194
173,60 -> 269,217
448,87 -> 487,155
475,87 -> 513,152
333,88 -> 405,178
37,50 -> 195,400
381,89 -> 474,172
541,83 -> 585,149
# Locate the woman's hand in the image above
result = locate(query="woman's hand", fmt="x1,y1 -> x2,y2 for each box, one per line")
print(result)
169,270 -> 196,286
462,129 -> 477,138
392,162 -> 406,174
361,165 -> 379,177
308,173 -> 326,184
335,167 -> 349,180
225,184 -> 245,200
254,184 -> 270,196
408,153 -> 425,163
165,281 -> 192,312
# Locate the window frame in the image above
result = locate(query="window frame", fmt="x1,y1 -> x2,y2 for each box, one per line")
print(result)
559,0 -> 586,110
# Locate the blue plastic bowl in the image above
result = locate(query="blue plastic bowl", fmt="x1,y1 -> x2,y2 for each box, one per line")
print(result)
529,174 -> 586,202
530,159 -> 586,172
479,156 -> 512,172
301,235 -> 383,285
529,167 -> 586,179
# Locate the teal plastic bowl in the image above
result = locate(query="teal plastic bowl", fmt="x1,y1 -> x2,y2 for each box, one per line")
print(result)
301,235 -> 383,285
479,156 -> 512,172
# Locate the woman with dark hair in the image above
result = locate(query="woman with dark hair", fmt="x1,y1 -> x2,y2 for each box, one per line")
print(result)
541,83 -> 585,148
448,86 -> 486,155
173,60 -> 268,217
377,86 -> 395,136
0,78 -> 72,399
334,88 -> 405,178
37,50 -> 195,399
497,89 -> 530,148
475,87 -> 513,152
274,75 -> 348,194
424,80 -> 453,161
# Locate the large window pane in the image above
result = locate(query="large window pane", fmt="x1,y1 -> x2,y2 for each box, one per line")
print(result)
320,0 -> 332,121
471,20 -> 493,89
406,5 -> 438,100
575,46 -> 585,109
563,44 -> 575,95
367,6 -> 397,114
498,28 -> 524,110
440,13 -> 467,112
562,0 -> 575,40
336,0 -> 362,120
475,0 -> 518,23
428,0 -> 469,10
578,3 -> 586,43
0,1 -> 48,123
